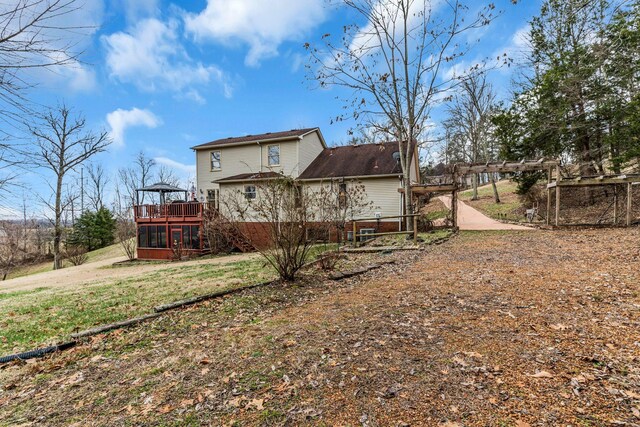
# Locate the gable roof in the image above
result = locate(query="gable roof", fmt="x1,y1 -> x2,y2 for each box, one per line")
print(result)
298,141 -> 414,180
191,128 -> 321,150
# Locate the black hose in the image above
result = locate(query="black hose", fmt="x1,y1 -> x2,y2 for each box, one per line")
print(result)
0,341 -> 76,365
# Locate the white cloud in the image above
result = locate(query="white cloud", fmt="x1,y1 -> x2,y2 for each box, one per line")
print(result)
106,108 -> 161,147
154,157 -> 196,175
102,18 -> 232,100
121,0 -> 159,23
184,0 -> 328,66
493,24 -> 531,70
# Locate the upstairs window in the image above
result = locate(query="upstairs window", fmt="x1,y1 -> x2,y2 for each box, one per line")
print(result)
244,185 -> 257,200
211,151 -> 221,170
267,144 -> 280,166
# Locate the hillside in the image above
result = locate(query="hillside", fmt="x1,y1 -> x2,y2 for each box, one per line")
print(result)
460,180 -> 640,226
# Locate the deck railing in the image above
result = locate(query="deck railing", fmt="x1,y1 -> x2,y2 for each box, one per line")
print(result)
134,202 -> 216,220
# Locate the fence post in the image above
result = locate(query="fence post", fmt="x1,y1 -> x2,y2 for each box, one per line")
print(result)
352,221 -> 358,248
413,215 -> 418,244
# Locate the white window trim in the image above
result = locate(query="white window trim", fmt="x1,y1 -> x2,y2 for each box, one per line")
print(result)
267,144 -> 280,167
211,150 -> 221,171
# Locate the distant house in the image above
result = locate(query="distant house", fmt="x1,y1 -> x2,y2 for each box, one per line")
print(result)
134,128 -> 420,260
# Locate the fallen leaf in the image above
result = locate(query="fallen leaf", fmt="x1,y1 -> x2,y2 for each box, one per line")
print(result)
247,398 -> 265,410
157,404 -> 173,414
463,351 -> 483,358
527,371 -> 554,378
515,421 -> 531,427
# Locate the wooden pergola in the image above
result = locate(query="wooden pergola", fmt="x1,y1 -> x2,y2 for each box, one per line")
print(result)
547,170 -> 640,226
412,159 -> 638,228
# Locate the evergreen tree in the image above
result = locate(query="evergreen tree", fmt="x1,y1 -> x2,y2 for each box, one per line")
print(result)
68,208 -> 116,251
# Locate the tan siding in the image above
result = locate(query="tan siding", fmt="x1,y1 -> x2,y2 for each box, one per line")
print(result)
260,140 -> 299,176
305,177 -> 402,219
297,132 -> 325,174
196,145 -> 260,195
219,177 -> 401,223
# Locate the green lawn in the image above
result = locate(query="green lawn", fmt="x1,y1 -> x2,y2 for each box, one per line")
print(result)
0,257 -> 275,355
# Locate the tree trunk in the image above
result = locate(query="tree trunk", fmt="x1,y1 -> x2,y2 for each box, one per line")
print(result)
53,174 -> 63,270
403,169 -> 413,231
490,174 -> 500,203
471,174 -> 479,200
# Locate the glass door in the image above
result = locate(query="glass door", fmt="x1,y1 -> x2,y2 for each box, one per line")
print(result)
171,228 -> 182,249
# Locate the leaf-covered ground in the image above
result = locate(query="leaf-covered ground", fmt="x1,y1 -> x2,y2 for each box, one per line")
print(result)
1,229 -> 639,426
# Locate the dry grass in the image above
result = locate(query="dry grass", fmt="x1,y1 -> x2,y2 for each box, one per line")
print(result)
1,229 -> 639,426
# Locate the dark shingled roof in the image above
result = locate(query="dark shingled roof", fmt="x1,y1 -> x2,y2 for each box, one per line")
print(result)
298,141 -> 413,180
136,182 -> 187,192
192,128 -> 318,150
214,171 -> 283,183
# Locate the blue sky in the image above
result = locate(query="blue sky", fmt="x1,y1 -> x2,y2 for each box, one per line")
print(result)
7,0 -> 541,215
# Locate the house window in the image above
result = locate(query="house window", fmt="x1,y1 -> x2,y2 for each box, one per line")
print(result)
244,185 -> 257,200
210,151 -> 221,170
138,225 -> 168,248
267,144 -> 280,166
207,189 -> 219,208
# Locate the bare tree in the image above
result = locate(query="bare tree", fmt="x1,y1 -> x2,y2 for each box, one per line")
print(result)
445,72 -> 500,202
0,0 -> 87,123
308,0 -> 499,229
221,177 -> 318,281
0,0 -> 95,199
28,105 -> 110,269
116,151 -> 156,213
86,162 -> 109,211
314,180 -> 373,269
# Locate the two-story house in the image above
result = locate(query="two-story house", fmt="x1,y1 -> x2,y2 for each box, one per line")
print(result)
133,127 -> 419,259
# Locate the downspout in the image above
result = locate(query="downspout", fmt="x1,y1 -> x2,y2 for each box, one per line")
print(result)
257,141 -> 262,172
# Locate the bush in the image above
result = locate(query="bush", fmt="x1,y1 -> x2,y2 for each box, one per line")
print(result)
116,218 -> 136,260
64,245 -> 88,266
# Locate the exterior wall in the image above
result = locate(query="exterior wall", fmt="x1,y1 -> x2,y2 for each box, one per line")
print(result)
195,131 -> 323,201
297,132 -> 325,174
135,219 -> 206,260
237,221 -> 400,248
304,176 -> 402,220
261,140 -> 299,176
196,144 -> 262,194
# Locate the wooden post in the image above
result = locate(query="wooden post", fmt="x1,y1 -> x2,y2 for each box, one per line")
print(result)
555,165 -> 561,227
613,185 -> 618,225
413,215 -> 418,244
627,182 -> 633,227
546,167 -> 552,225
352,221 -> 358,248
451,188 -> 458,230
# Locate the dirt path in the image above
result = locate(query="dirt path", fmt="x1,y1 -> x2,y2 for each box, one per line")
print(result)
1,229 -> 639,426
0,252 -> 259,294
440,195 -> 533,230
